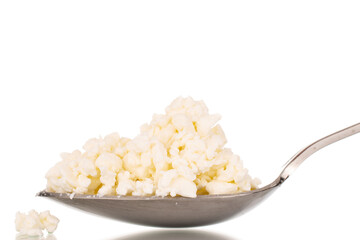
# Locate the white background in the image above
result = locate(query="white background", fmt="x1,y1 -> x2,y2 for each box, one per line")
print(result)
1,1 -> 360,239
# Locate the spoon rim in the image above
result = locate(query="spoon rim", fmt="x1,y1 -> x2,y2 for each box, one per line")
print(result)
37,177 -> 281,201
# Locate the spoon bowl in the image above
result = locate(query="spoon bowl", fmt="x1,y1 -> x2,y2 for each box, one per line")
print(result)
37,177 -> 281,227
37,123 -> 360,227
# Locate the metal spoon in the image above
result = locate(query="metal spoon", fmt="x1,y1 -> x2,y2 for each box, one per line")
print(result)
37,122 -> 360,227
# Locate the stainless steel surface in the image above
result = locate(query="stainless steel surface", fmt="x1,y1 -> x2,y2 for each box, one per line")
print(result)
37,122 -> 360,227
36,180 -> 280,228
280,122 -> 360,181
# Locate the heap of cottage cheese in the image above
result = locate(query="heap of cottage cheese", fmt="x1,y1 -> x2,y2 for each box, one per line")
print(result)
15,210 -> 59,237
46,97 -> 260,198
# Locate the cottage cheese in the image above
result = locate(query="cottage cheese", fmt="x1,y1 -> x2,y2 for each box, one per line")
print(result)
46,97 -> 260,198
15,210 -> 59,237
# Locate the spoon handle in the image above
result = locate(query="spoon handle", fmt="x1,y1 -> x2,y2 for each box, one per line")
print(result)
280,122 -> 360,182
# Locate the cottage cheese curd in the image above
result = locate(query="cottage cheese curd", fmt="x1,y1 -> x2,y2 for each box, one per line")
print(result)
15,210 -> 59,237
46,97 -> 260,198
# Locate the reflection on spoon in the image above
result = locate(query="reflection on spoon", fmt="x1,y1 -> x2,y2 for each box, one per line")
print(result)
15,234 -> 57,240
111,230 -> 236,240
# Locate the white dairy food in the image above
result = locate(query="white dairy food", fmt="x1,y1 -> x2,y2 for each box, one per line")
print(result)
15,210 -> 59,237
46,97 -> 260,198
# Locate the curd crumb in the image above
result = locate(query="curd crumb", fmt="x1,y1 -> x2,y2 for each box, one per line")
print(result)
15,210 -> 59,237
